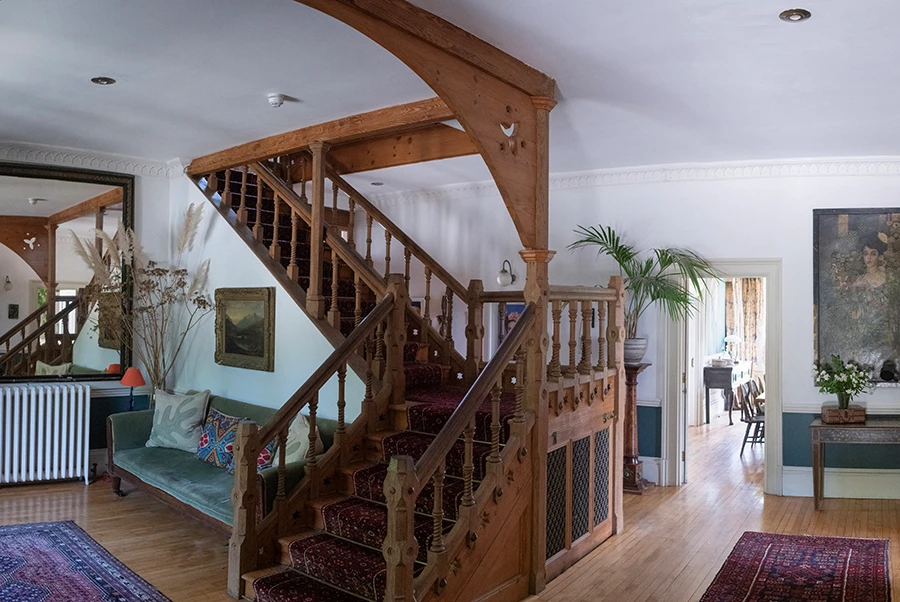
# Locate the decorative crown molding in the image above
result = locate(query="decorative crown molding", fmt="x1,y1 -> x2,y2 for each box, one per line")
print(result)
0,140 -> 180,178
369,155 -> 900,207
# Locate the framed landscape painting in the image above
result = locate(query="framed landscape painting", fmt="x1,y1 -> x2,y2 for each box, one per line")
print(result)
814,208 -> 900,382
215,287 -> 275,372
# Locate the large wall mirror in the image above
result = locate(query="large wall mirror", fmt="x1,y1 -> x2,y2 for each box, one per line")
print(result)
0,162 -> 134,381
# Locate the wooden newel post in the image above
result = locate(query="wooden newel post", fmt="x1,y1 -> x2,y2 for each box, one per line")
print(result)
384,274 -> 408,404
307,141 -> 329,319
383,455 -> 420,602
228,421 -> 260,598
520,248 -> 554,593
464,279 -> 484,385
607,276 -> 628,534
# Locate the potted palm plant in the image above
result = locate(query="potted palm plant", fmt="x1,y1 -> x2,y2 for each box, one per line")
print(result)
569,224 -> 718,364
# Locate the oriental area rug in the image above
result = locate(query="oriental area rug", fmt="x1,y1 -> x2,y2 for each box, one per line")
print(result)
0,520 -> 172,601
701,531 -> 890,602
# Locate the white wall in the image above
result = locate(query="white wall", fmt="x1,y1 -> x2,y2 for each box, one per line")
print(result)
0,243 -> 38,339
167,177 -> 365,420
372,167 -> 900,408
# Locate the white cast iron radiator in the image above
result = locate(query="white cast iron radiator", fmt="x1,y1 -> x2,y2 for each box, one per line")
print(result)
0,384 -> 91,485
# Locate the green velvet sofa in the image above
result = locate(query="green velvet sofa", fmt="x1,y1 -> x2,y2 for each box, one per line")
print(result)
107,393 -> 336,532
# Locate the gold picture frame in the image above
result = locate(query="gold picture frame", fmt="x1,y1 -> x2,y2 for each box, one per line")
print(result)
215,287 -> 275,372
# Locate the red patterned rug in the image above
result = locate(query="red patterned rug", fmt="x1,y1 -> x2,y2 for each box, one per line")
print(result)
701,532 -> 890,602
0,521 -> 172,601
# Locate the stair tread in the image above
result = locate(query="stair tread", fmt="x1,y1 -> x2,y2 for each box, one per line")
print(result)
349,461 -> 469,521
404,386 -> 517,444
252,567 -> 365,602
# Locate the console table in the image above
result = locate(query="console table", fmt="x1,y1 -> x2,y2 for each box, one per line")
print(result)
703,361 -> 751,425
810,417 -> 900,510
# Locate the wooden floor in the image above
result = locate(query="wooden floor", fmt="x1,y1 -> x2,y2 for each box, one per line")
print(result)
1,413 -> 898,601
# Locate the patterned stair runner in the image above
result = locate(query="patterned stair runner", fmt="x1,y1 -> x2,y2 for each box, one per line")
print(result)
252,371 -> 516,602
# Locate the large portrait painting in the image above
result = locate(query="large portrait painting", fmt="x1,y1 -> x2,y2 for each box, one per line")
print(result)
814,208 -> 900,382
215,287 -> 275,372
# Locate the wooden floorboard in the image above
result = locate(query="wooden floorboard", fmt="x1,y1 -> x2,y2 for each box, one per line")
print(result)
2,408 -> 899,601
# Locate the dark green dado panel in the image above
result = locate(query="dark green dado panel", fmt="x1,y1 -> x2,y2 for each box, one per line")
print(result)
783,412 -> 900,469
637,405 -> 662,458
90,395 -> 149,449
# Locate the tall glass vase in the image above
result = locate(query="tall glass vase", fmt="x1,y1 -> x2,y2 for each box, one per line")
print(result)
836,391 -> 851,410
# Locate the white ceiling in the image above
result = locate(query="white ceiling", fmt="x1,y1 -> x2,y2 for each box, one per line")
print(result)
3,0 -> 900,189
0,175 -> 117,218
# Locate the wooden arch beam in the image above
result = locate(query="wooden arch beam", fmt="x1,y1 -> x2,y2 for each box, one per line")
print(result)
294,0 -> 557,250
0,216 -> 49,282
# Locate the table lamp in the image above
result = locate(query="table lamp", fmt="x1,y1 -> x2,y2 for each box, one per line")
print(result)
120,367 -> 146,411
106,363 -> 121,374
724,335 -> 742,360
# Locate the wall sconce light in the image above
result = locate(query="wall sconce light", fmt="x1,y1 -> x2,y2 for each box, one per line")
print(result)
497,260 -> 517,287
3,277 -> 11,292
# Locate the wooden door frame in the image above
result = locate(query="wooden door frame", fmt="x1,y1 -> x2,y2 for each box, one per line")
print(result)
663,258 -> 783,495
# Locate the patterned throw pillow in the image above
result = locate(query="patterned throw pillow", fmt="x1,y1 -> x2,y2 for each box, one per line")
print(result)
197,408 -> 242,469
226,438 -> 278,474
146,389 -> 210,453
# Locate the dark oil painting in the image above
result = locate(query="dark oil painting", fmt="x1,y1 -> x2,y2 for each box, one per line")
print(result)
815,208 -> 900,382
215,287 -> 275,372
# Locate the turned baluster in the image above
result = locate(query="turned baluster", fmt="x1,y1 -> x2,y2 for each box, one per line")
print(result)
336,363 -> 347,437
207,171 -> 218,196
403,248 -> 411,292
287,210 -> 300,281
332,179 -> 339,224
329,255 -> 341,330
299,157 -> 308,202
252,180 -> 264,242
430,460 -> 447,554
444,287 -> 454,348
365,214 -> 374,267
567,301 -> 578,377
347,197 -> 355,248
237,166 -> 248,223
596,300 -> 608,371
514,347 -> 526,423
222,168 -> 232,209
269,195 -> 282,259
307,393 -> 320,498
354,274 -> 363,327
384,230 -> 393,280
363,337 -> 375,430
374,321 -> 385,378
275,429 -> 288,507
578,299 -> 593,374
550,299 -> 562,380
498,302 -> 507,339
489,381 -> 502,465
423,267 -> 432,330
462,419 -> 476,507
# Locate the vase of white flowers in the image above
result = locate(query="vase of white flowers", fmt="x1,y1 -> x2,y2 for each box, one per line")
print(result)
813,355 -> 872,423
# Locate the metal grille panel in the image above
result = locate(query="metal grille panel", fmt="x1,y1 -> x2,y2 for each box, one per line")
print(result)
571,436 -> 590,540
546,446 -> 567,559
594,428 -> 611,527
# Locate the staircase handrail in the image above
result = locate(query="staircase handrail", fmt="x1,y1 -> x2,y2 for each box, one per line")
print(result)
252,161 -> 388,298
258,291 -> 394,445
0,298 -> 81,374
415,302 -> 534,481
0,295 -> 77,352
327,169 -> 469,303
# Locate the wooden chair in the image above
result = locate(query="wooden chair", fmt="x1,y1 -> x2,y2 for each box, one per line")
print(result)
738,383 -> 765,456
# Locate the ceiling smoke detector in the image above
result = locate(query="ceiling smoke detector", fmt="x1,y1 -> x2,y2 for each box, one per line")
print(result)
91,76 -> 117,85
268,93 -> 285,108
779,8 -> 811,22
28,197 -> 47,206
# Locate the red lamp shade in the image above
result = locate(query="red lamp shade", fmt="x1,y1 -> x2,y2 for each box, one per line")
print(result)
120,367 -> 146,388
106,363 -> 121,374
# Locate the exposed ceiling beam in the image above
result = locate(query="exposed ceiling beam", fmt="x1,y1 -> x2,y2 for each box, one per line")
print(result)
187,97 -> 456,176
47,187 -> 123,225
289,124 -> 478,181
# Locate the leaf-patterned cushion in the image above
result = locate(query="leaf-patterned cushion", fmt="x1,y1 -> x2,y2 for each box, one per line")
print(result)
197,408 -> 242,469
145,389 -> 210,453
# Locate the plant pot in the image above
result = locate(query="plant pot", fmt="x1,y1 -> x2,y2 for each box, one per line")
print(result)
624,337 -> 648,365
836,391 -> 851,410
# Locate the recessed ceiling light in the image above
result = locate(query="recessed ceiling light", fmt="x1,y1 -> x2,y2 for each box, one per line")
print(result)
779,8 -> 811,22
371,182 -> 384,187
91,76 -> 117,85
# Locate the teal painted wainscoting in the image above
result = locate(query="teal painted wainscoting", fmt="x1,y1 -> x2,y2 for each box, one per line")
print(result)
637,405 -> 662,458
90,395 -> 149,449
782,412 -> 900,469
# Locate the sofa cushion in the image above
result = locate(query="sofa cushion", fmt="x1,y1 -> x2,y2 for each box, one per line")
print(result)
146,389 -> 210,452
114,447 -> 235,525
197,408 -> 242,469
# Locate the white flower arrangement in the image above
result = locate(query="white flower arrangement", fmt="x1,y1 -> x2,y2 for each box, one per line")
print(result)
812,355 -> 873,406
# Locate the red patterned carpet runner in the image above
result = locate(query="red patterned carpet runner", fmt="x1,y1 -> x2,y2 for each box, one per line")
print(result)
0,521 -> 172,602
701,531 -> 890,602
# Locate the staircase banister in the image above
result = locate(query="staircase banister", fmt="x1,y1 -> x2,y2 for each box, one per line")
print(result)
0,304 -> 48,346
0,298 -> 80,363
252,161 -> 388,297
479,290 -> 526,303
549,284 -> 618,301
327,169 -> 469,303
413,302 -> 536,481
258,292 -> 395,444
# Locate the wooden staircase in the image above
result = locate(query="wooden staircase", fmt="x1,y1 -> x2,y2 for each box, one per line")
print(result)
0,295 -> 83,377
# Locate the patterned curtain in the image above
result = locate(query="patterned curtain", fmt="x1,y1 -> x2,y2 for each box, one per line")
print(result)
725,278 -> 766,374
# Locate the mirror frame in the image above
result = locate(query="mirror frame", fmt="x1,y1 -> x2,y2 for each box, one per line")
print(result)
0,161 -> 135,383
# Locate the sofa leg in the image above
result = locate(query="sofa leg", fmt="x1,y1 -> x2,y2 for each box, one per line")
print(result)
111,476 -> 126,497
